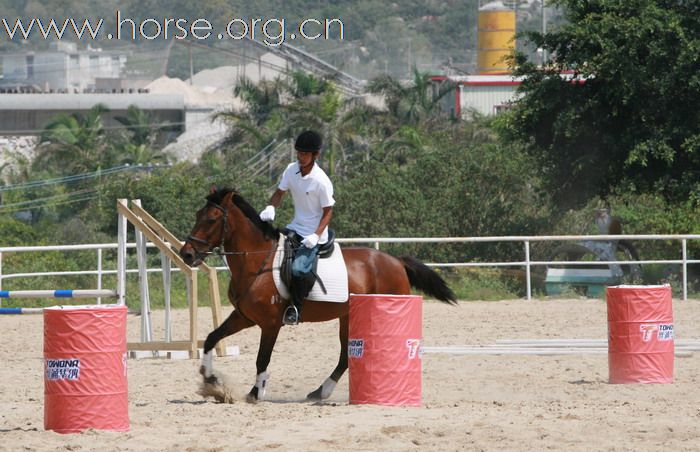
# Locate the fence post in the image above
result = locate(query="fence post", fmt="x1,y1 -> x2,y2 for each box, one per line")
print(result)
96,248 -> 103,305
525,240 -> 531,301
682,239 -> 688,301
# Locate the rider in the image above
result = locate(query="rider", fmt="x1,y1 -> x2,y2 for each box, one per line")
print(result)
259,130 -> 335,325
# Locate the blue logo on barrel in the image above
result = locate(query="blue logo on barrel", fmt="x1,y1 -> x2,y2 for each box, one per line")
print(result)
348,339 -> 364,358
46,358 -> 81,381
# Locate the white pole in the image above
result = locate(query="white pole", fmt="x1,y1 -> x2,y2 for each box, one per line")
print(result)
97,248 -> 103,305
682,239 -> 688,301
0,289 -> 117,298
134,199 -> 153,343
542,1 -> 547,65
117,201 -> 127,306
525,241 -> 531,300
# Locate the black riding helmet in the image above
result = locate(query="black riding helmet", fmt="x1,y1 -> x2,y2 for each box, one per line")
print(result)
294,130 -> 322,153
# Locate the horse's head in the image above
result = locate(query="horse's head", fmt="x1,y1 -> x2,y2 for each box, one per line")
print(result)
180,186 -> 235,266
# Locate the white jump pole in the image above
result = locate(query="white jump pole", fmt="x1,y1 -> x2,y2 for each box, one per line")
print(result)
0,289 -> 118,299
133,200 -> 153,344
0,289 -> 119,314
117,203 -> 127,306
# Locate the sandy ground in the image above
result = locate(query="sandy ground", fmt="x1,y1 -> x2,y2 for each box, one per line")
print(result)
2,298 -> 700,451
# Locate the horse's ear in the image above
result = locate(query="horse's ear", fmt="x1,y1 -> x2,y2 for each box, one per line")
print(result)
209,185 -> 217,195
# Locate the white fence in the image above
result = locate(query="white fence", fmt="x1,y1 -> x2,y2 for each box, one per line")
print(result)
1,234 -> 698,302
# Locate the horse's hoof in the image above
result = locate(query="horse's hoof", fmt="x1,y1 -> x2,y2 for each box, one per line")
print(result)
200,367 -> 218,385
306,387 -> 323,400
246,386 -> 259,403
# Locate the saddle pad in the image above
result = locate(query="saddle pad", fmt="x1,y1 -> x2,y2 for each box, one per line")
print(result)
272,237 -> 349,303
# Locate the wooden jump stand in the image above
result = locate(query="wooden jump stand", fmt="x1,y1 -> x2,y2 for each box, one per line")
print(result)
117,199 -> 226,359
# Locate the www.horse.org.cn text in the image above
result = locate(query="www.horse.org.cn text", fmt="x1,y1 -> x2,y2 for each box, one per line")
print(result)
0,11 -> 345,47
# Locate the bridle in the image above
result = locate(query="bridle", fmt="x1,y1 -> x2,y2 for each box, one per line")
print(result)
186,201 -> 231,257
184,195 -> 278,310
184,198 -> 276,260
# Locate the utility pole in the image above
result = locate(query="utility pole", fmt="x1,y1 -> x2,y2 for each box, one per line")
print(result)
542,0 -> 547,65
407,37 -> 412,76
188,43 -> 194,84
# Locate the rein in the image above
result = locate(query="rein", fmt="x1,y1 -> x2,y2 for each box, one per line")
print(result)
185,198 -> 278,280
186,201 -> 272,256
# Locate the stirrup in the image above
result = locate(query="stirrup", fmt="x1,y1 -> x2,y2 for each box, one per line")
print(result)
283,305 -> 300,326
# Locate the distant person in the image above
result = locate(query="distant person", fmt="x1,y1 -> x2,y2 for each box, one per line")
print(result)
259,130 -> 335,325
595,208 -> 623,235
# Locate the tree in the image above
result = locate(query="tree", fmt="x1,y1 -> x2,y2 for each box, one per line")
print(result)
33,104 -> 113,175
113,105 -> 173,165
367,67 -> 454,126
283,82 -> 371,176
503,0 -> 700,207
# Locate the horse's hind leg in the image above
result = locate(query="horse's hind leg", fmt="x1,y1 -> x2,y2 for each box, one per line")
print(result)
201,309 -> 254,379
307,314 -> 348,400
246,325 -> 282,403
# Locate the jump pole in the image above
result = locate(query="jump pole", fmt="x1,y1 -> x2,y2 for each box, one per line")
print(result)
0,290 -> 119,314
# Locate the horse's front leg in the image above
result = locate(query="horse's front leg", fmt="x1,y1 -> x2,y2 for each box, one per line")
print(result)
246,325 -> 281,403
307,313 -> 348,400
200,309 -> 254,381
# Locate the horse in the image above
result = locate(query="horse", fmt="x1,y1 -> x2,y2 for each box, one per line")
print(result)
179,186 -> 457,403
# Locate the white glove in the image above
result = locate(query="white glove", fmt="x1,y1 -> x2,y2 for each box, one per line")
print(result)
259,205 -> 275,222
302,233 -> 319,248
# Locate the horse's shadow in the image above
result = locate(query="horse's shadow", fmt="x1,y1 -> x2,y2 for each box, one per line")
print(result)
167,399 -> 208,405
264,399 -> 344,406
172,397 -> 343,406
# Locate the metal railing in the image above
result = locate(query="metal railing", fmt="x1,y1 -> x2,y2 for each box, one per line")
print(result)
1,234 -> 698,302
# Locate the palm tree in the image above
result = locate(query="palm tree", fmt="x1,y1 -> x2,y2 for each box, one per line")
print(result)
367,68 -> 455,125
113,105 -> 173,165
114,105 -> 157,147
284,70 -> 331,99
283,82 -> 375,177
33,104 -> 112,175
116,143 -> 171,166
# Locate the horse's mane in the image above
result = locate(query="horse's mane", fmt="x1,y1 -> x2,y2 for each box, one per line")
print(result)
206,187 -> 279,241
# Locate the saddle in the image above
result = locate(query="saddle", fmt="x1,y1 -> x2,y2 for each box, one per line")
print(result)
280,229 -> 335,303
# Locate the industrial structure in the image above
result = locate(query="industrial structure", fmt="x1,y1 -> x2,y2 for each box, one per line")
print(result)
1,42 -> 128,93
477,1 -> 517,74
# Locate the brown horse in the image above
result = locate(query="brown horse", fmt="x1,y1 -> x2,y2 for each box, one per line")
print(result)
179,186 -> 456,403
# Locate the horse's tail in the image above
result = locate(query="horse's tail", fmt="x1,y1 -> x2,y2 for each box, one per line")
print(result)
400,256 -> 458,305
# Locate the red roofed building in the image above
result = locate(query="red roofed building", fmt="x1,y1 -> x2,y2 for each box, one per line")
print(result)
430,74 -> 523,119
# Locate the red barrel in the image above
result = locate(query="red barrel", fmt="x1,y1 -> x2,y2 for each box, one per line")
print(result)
348,294 -> 422,406
606,285 -> 674,384
44,305 -> 129,433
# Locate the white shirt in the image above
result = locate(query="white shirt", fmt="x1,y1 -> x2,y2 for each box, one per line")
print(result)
278,162 -> 335,244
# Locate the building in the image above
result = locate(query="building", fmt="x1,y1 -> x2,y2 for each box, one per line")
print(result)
431,74 -> 522,118
1,42 -> 127,93
0,93 -> 184,139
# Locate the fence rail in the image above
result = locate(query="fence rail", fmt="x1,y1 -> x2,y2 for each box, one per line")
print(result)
1,234 -> 698,301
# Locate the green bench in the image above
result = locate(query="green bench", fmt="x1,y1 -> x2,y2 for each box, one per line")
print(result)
545,267 -> 620,298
